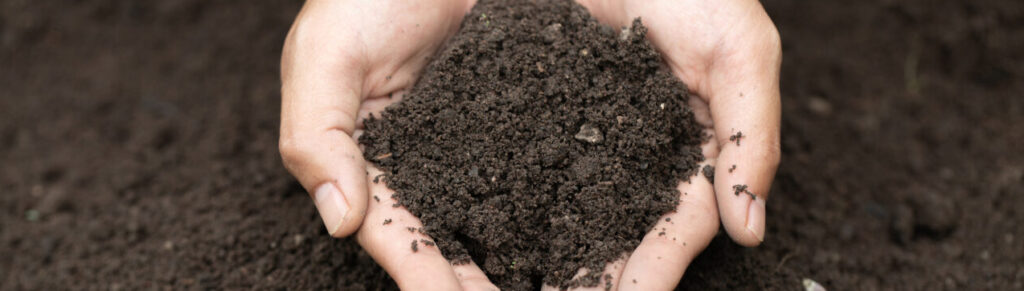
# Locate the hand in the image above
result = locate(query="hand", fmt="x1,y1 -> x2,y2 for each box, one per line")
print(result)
549,0 -> 783,289
279,0 -> 497,290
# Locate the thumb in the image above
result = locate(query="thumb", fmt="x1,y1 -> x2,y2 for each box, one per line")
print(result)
279,21 -> 368,237
707,16 -> 782,247
280,130 -> 368,238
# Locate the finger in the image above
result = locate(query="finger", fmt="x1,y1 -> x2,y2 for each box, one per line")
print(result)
707,11 -> 782,247
453,261 -> 501,291
619,142 -> 720,291
540,259 -> 626,291
279,9 -> 368,238
357,166 -> 466,290
355,90 -> 407,130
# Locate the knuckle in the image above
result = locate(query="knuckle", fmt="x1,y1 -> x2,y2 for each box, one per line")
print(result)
649,231 -> 689,250
764,26 -> 783,64
679,196 -> 719,223
765,26 -> 781,50
278,134 -> 315,168
759,138 -> 782,169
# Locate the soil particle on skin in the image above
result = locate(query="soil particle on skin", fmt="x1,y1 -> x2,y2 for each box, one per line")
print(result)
373,195 -> 380,202
411,240 -> 418,253
383,219 -> 392,225
702,165 -> 715,183
733,184 -> 749,196
729,131 -> 744,146
665,217 -> 671,222
729,164 -> 737,173
359,0 -> 704,289
407,227 -> 417,233
420,239 -> 435,247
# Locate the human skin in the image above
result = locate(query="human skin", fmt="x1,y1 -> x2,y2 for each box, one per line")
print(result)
543,0 -> 781,289
279,0 -> 780,290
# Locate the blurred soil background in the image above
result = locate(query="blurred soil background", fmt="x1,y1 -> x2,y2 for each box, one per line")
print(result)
1,0 -> 1021,290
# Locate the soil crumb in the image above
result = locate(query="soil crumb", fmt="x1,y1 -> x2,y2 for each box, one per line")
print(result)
733,184 -> 749,196
359,0 -> 704,289
729,131 -> 744,146
703,165 -> 715,183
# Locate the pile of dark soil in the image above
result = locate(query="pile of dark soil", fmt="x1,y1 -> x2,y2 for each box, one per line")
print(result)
359,0 -> 703,289
2,0 -> 1022,290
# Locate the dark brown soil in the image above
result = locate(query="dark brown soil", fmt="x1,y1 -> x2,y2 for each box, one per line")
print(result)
359,1 -> 703,289
2,0 -> 1022,290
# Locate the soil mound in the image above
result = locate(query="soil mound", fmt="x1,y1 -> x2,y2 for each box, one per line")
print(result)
360,0 -> 705,288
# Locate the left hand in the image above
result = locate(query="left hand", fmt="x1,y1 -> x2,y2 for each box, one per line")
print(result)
546,0 -> 782,289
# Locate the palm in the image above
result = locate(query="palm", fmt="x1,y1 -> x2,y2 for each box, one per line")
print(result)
537,0 -> 782,289
284,0 -> 778,289
340,2 -> 502,290
282,0 -> 497,290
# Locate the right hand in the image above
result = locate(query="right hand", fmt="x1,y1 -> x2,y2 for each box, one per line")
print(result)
279,0 -> 496,290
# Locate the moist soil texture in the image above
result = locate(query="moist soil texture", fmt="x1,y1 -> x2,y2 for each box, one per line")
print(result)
359,1 -> 703,289
2,0 -> 1023,290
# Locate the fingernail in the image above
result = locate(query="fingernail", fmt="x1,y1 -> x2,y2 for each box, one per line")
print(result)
746,196 -> 766,243
314,183 -> 349,236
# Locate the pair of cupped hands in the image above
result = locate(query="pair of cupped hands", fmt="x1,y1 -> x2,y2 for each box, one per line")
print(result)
280,0 -> 780,290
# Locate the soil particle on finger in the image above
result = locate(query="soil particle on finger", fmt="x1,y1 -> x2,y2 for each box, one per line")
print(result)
411,240 -> 418,253
729,131 -> 744,146
358,0 -> 704,289
407,227 -> 416,233
733,184 -> 749,196
420,239 -> 435,247
373,195 -> 380,202
383,219 -> 392,225
729,164 -> 737,173
702,165 -> 715,183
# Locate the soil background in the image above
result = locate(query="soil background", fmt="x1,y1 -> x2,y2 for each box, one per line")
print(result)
1,0 -> 1022,290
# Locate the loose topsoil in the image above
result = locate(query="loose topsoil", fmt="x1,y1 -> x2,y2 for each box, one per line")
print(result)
2,0 -> 1022,290
359,1 -> 703,289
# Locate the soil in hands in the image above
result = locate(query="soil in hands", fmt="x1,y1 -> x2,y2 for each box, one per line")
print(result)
359,0 -> 705,289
